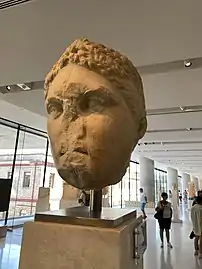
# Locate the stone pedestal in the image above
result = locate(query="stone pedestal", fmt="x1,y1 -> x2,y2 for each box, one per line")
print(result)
0,226 -> 7,238
19,208 -> 146,269
35,187 -> 50,213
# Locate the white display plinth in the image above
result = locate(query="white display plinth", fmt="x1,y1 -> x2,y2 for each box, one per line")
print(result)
19,210 -> 146,269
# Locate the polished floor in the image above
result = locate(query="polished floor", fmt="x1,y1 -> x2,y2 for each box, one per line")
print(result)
145,210 -> 202,269
0,228 -> 22,269
0,207 -> 201,269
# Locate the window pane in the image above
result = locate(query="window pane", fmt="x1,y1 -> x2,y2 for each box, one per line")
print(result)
0,125 -> 17,221
9,130 -> 47,224
22,172 -> 31,188
44,146 -> 64,210
109,160 -> 139,208
121,167 -> 130,207
154,169 -> 168,202
130,162 -> 139,202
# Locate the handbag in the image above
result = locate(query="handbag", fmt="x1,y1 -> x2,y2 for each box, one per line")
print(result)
189,231 -> 195,239
154,202 -> 163,220
154,212 -> 160,219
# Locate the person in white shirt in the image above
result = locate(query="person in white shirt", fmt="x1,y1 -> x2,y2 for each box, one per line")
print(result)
155,192 -> 173,248
140,188 -> 147,219
191,195 -> 202,258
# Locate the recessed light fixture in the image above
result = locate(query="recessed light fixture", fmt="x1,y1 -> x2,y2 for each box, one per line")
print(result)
180,106 -> 185,111
6,86 -> 11,90
184,60 -> 192,68
17,84 -> 31,91
186,128 -> 192,131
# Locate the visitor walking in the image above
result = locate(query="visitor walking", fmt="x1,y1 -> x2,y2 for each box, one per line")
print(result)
191,195 -> 202,258
155,192 -> 173,248
184,190 -> 188,203
139,188 -> 147,219
179,191 -> 182,203
192,190 -> 202,206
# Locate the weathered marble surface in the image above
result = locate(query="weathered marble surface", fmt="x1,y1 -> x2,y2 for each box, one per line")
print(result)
44,38 -> 147,190
19,216 -> 144,269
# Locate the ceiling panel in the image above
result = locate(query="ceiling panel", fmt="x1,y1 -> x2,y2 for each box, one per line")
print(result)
142,130 -> 202,142
0,0 -> 202,177
147,111 -> 202,130
0,0 -> 202,85
143,68 -> 202,109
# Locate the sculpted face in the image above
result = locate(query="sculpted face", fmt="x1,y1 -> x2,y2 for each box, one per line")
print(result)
46,64 -> 139,190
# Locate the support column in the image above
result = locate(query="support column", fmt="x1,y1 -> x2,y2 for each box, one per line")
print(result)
182,173 -> 190,191
139,157 -> 155,206
167,168 -> 182,223
192,176 -> 199,193
167,167 -> 178,192
199,178 -> 202,190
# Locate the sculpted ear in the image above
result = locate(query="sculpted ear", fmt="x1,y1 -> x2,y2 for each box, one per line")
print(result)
138,116 -> 147,140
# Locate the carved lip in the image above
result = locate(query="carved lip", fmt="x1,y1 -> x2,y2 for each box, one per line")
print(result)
74,147 -> 88,155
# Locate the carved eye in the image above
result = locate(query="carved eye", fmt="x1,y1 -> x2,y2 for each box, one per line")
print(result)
78,90 -> 117,114
47,99 -> 63,119
81,96 -> 105,113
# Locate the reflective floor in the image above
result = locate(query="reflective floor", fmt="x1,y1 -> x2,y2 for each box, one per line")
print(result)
0,228 -> 22,269
0,207 -> 201,269
144,209 -> 202,269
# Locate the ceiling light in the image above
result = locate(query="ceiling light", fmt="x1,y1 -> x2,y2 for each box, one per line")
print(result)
180,106 -> 185,111
186,128 -> 192,131
6,85 -> 11,91
17,84 -> 31,91
184,60 -> 192,68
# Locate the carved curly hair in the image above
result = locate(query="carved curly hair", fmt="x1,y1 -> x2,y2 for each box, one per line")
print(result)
44,38 -> 147,139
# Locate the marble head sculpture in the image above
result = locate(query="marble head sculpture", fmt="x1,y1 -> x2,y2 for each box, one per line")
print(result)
44,38 -> 147,190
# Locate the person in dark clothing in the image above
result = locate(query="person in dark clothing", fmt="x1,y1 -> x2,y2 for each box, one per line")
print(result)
179,191 -> 182,203
192,191 -> 202,206
78,190 -> 90,206
156,192 -> 173,248
190,191 -> 202,239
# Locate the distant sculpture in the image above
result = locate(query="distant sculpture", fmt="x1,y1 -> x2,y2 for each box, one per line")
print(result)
172,184 -> 178,212
172,183 -> 182,223
188,181 -> 195,199
44,38 -> 147,190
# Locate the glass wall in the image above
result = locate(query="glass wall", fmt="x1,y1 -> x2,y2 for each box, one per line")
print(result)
0,118 -> 48,227
108,161 -> 140,208
0,123 -> 17,221
154,168 -> 168,202
0,116 -> 170,223
43,146 -> 64,210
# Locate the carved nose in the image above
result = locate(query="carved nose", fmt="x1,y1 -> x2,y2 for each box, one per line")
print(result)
77,121 -> 86,139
